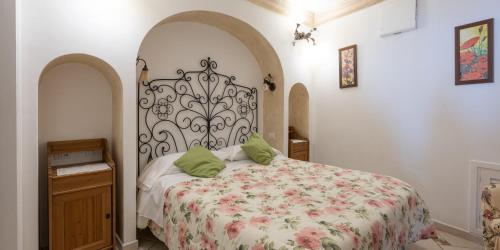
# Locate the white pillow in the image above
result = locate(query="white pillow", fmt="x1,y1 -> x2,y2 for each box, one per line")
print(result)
221,144 -> 282,161
228,145 -> 249,161
137,149 -> 230,191
272,148 -> 282,156
212,150 -> 231,162
137,152 -> 184,191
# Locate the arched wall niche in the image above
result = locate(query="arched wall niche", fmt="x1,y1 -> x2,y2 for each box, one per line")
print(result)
39,53 -> 123,159
288,83 -> 309,139
139,10 -> 285,151
37,53 -> 123,248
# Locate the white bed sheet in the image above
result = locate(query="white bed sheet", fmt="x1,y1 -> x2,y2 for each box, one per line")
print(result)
137,157 -> 286,228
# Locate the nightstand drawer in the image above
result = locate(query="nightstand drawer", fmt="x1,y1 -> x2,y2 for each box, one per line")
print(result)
291,142 -> 308,153
288,140 -> 309,161
290,151 -> 308,161
51,170 -> 113,195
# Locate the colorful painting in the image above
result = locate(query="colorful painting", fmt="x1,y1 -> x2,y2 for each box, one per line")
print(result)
339,45 -> 358,88
455,19 -> 494,85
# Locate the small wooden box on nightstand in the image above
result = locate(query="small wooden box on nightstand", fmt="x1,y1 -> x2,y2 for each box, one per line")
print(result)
47,138 -> 115,250
288,127 -> 310,161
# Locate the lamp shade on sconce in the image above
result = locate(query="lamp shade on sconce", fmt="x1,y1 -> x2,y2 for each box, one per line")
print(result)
137,57 -> 149,82
139,68 -> 149,83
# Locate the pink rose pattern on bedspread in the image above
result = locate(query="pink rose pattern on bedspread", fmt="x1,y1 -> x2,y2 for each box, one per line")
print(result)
155,158 -> 435,250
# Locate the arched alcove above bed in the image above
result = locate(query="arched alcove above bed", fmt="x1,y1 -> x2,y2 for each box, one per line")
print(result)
136,11 -> 285,171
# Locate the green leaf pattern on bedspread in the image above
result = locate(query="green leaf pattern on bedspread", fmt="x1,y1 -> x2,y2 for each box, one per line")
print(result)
152,158 -> 435,250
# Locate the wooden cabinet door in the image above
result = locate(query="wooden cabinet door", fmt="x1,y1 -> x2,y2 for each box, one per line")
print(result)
52,186 -> 112,250
291,150 -> 309,161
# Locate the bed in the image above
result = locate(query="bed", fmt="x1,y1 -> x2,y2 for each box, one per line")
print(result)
136,58 -> 435,249
137,152 -> 435,250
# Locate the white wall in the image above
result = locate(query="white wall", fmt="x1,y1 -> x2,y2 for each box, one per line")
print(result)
18,0 -> 313,248
312,0 -> 500,232
38,63 -> 113,144
38,63 -> 113,247
0,0 -> 19,249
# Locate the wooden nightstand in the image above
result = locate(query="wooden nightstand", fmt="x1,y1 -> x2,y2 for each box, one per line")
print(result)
288,127 -> 310,161
47,139 -> 115,250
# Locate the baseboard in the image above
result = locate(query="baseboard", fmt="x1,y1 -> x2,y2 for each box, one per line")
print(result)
115,233 -> 139,250
433,219 -> 483,245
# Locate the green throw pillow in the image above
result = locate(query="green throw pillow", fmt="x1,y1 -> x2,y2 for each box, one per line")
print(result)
241,133 -> 276,165
174,146 -> 225,177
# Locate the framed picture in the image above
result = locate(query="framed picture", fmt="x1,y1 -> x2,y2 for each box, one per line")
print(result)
455,19 -> 494,85
339,44 -> 358,88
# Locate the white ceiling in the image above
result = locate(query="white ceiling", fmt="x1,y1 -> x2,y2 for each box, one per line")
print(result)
249,0 -> 380,25
289,0 -> 352,13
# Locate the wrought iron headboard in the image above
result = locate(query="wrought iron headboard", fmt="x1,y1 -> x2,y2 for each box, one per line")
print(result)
137,57 -> 258,172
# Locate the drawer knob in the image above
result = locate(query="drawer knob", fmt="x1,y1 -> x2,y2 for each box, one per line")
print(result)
105,213 -> 111,219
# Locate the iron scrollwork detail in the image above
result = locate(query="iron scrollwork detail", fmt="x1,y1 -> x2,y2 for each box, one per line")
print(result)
138,57 -> 258,170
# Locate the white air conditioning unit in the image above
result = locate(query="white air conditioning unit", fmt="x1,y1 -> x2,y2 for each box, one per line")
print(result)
380,0 -> 417,37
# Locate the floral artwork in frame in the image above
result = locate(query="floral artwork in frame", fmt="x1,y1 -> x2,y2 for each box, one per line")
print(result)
339,45 -> 358,88
455,19 -> 494,85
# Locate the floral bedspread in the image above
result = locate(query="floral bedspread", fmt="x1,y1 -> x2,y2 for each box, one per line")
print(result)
152,158 -> 435,250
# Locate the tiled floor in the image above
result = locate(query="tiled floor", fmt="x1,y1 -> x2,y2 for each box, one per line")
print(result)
409,230 -> 483,250
138,228 -> 483,250
138,228 -> 167,250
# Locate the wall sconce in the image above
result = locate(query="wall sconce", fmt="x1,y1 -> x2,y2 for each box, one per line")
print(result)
292,23 -> 317,46
136,57 -> 149,82
263,73 -> 276,92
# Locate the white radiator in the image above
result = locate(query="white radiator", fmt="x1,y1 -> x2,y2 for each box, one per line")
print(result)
469,160 -> 500,235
